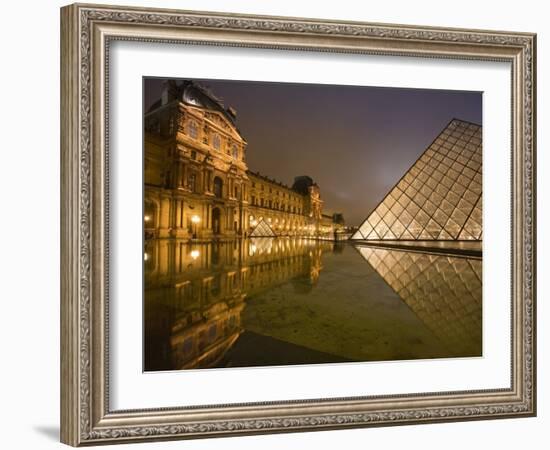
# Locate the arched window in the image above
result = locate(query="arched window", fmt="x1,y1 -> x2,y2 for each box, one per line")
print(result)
212,133 -> 221,150
187,120 -> 198,139
213,177 -> 223,198
232,144 -> 239,159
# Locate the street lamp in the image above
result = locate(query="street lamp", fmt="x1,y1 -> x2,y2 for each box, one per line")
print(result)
191,214 -> 200,239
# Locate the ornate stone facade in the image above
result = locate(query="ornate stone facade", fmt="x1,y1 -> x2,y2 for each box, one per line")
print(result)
144,80 -> 344,241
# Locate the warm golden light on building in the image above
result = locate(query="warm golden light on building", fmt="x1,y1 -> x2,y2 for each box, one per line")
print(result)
144,80 -> 346,242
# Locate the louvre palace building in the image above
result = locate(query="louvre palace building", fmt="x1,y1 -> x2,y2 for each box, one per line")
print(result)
144,80 -> 345,241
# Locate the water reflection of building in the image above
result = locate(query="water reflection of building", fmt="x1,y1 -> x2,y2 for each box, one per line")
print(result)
144,238 -> 331,370
356,246 -> 482,357
144,80 -> 345,241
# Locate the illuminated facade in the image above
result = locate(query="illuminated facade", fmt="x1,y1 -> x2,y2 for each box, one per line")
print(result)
144,80 -> 345,241
351,119 -> 482,241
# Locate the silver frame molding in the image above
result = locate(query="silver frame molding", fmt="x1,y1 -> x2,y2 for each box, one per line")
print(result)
60,3 -> 536,446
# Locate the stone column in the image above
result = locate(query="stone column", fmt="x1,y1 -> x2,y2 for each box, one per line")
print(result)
174,162 -> 180,188
182,164 -> 188,189
178,162 -> 184,188
158,196 -> 171,238
173,199 -> 185,238
158,239 -> 170,275
238,207 -> 243,236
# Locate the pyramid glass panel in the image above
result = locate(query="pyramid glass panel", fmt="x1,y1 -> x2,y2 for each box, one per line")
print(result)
352,119 -> 482,241
249,219 -> 276,237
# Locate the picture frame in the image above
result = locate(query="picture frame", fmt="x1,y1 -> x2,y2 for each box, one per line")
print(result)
60,2 -> 536,446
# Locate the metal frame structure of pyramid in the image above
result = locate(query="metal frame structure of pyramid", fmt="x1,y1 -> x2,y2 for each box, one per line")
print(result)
249,218 -> 276,237
351,119 -> 482,241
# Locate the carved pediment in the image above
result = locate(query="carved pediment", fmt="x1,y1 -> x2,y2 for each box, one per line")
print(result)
205,111 -> 242,141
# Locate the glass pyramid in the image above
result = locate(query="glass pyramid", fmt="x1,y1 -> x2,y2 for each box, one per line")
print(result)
250,219 -> 276,237
357,246 -> 482,357
352,119 -> 482,241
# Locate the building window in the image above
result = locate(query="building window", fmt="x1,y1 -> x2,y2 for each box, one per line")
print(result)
212,133 -> 221,150
187,120 -> 198,139
191,150 -> 197,160
260,198 -> 264,207
232,144 -> 239,159
187,172 -> 197,192
214,176 -> 223,198
234,186 -> 239,199
269,200 -> 272,209
251,195 -> 256,205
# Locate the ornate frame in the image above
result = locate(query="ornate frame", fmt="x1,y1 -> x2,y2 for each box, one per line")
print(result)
60,3 -> 536,446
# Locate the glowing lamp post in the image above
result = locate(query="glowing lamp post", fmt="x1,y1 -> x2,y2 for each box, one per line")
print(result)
191,214 -> 200,239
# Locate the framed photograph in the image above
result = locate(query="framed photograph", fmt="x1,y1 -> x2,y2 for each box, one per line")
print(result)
60,3 -> 536,446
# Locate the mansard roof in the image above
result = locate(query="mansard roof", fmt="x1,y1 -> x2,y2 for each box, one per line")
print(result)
148,80 -> 238,126
180,81 -> 237,124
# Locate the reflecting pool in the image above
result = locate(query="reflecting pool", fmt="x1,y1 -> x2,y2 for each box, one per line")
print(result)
144,238 -> 482,371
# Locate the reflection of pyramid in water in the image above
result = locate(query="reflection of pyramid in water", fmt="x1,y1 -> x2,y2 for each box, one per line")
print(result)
357,246 -> 482,357
249,237 -> 275,254
250,219 -> 276,237
352,119 -> 482,241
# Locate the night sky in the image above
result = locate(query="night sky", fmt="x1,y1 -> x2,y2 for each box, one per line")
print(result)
144,78 -> 481,227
